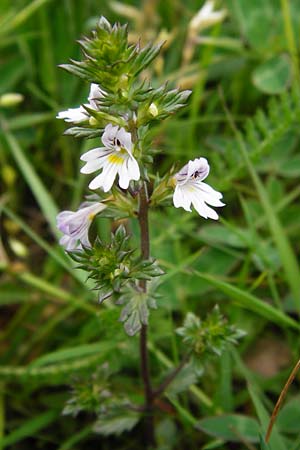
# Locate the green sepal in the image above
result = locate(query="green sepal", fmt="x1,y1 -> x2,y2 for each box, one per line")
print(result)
67,226 -> 164,305
64,127 -> 102,139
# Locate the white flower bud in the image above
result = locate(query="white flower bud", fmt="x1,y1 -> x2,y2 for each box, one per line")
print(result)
189,0 -> 227,33
0,93 -> 24,107
149,102 -> 158,117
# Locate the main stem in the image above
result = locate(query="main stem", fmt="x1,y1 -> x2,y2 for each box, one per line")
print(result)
138,181 -> 155,447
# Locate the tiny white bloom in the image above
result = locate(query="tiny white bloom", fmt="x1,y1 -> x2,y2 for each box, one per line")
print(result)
56,83 -> 104,123
173,157 -> 224,220
56,202 -> 106,250
189,0 -> 227,32
80,124 -> 140,192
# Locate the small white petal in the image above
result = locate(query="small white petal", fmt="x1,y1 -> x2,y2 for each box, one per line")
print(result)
191,193 -> 219,220
88,163 -> 118,191
103,163 -> 119,192
56,106 -> 88,123
173,186 -> 192,211
196,181 -> 222,198
80,147 -> 107,162
127,156 -> 140,181
88,172 -> 106,190
193,183 -> 225,207
81,158 -> 106,174
117,158 -> 128,189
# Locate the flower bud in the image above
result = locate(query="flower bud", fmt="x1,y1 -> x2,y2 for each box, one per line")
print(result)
89,117 -> 98,126
0,93 -> 24,107
148,102 -> 158,117
2,165 -> 16,187
9,238 -> 28,258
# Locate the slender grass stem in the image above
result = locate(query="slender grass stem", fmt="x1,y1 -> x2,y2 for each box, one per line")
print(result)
280,0 -> 300,86
0,384 -> 4,450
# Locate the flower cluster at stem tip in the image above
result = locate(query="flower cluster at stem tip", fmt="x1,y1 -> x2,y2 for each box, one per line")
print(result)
56,17 -> 225,251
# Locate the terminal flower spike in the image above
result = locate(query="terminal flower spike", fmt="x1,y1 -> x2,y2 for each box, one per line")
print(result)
80,124 -> 140,192
173,157 -> 224,220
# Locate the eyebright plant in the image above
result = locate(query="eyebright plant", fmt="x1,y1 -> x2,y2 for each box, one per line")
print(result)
56,16 -> 242,447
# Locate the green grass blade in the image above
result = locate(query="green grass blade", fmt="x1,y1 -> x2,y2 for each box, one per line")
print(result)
58,426 -> 92,450
17,271 -> 97,315
2,127 -> 59,235
0,0 -> 52,35
1,410 -> 58,448
1,205 -> 87,285
0,354 -> 104,382
194,271 -> 299,330
29,342 -> 114,368
1,112 -> 53,131
222,96 -> 300,313
240,136 -> 300,313
232,349 -> 286,450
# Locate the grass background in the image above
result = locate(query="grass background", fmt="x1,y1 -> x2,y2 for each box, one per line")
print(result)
1,0 -> 300,448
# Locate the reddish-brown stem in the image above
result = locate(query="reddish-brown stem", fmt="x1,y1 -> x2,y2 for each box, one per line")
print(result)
153,352 -> 191,399
265,357 -> 300,442
138,181 -> 155,447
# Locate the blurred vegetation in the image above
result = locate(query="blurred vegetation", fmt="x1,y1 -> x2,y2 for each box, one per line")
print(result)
1,0 -> 300,448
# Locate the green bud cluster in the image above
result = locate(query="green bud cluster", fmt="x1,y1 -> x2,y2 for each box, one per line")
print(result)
63,363 -> 140,435
69,225 -> 163,304
60,16 -> 163,96
177,306 -> 245,373
60,16 -> 191,141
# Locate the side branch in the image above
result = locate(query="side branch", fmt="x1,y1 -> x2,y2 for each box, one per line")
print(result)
153,353 -> 191,398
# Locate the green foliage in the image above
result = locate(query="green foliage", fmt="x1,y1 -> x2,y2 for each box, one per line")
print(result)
117,283 -> 159,336
63,363 -> 140,436
222,88 -> 300,188
2,0 -> 300,448
196,414 -> 261,443
252,55 -> 292,94
62,364 -> 112,416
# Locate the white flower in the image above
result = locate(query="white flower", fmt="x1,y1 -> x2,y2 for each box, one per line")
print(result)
56,202 -> 106,250
80,124 -> 140,192
56,83 -> 104,123
173,157 -> 224,220
189,0 -> 227,33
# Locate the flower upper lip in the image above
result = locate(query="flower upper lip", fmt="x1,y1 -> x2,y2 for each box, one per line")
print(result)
176,157 -> 210,185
